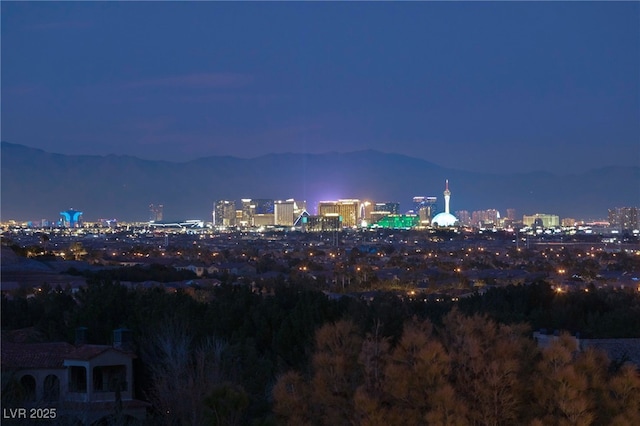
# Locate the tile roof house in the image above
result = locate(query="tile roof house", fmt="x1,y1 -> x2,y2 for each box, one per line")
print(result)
533,331 -> 640,369
580,338 -> 640,368
1,328 -> 148,425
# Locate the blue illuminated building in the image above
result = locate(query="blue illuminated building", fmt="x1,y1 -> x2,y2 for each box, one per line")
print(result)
60,209 -> 83,228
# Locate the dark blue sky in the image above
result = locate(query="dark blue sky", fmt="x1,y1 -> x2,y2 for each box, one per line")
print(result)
2,2 -> 638,174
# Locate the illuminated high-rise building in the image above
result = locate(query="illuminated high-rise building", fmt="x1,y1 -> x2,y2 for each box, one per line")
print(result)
274,199 -> 307,226
455,210 -> 471,226
306,215 -> 341,232
237,199 -> 274,227
252,199 -> 275,227
361,201 -> 374,223
214,200 -> 236,227
413,196 -> 437,224
523,213 -> 560,228
240,199 -> 255,227
368,202 -> 400,225
60,209 -> 83,228
253,199 -> 274,215
375,202 -> 399,215
253,214 -> 274,227
149,204 -> 163,222
361,201 -> 400,224
318,199 -> 360,228
608,207 -> 639,232
275,199 -> 296,226
471,209 -> 500,227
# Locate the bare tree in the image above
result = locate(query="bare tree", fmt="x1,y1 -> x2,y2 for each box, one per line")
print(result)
608,363 -> 640,424
310,320 -> 363,426
442,310 -> 534,426
139,319 -> 227,426
272,371 -> 311,426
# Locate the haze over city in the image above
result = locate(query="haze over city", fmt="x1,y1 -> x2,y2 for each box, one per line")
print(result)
2,2 -> 639,175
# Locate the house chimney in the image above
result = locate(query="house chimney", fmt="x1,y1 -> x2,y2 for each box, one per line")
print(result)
75,327 -> 88,345
113,328 -> 132,351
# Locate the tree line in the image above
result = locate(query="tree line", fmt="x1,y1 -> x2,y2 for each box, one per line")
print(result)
2,270 -> 640,424
273,313 -> 640,426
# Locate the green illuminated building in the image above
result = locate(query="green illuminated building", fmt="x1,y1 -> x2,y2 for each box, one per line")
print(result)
370,214 -> 420,229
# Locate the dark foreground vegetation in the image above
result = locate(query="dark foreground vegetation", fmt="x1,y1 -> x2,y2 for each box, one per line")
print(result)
2,269 -> 640,425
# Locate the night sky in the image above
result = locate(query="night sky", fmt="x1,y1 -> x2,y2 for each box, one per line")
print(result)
2,2 -> 639,174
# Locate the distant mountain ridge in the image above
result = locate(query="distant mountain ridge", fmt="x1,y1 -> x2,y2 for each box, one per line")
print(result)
2,141 -> 638,222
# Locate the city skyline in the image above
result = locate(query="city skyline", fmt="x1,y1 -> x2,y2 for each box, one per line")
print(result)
9,187 -> 640,233
2,2 -> 638,175
2,141 -> 638,223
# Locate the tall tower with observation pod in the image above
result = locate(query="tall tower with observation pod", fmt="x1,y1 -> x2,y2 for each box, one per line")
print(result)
431,180 -> 458,227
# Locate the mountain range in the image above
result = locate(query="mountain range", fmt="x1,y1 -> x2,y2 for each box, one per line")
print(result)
1,141 -> 638,222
